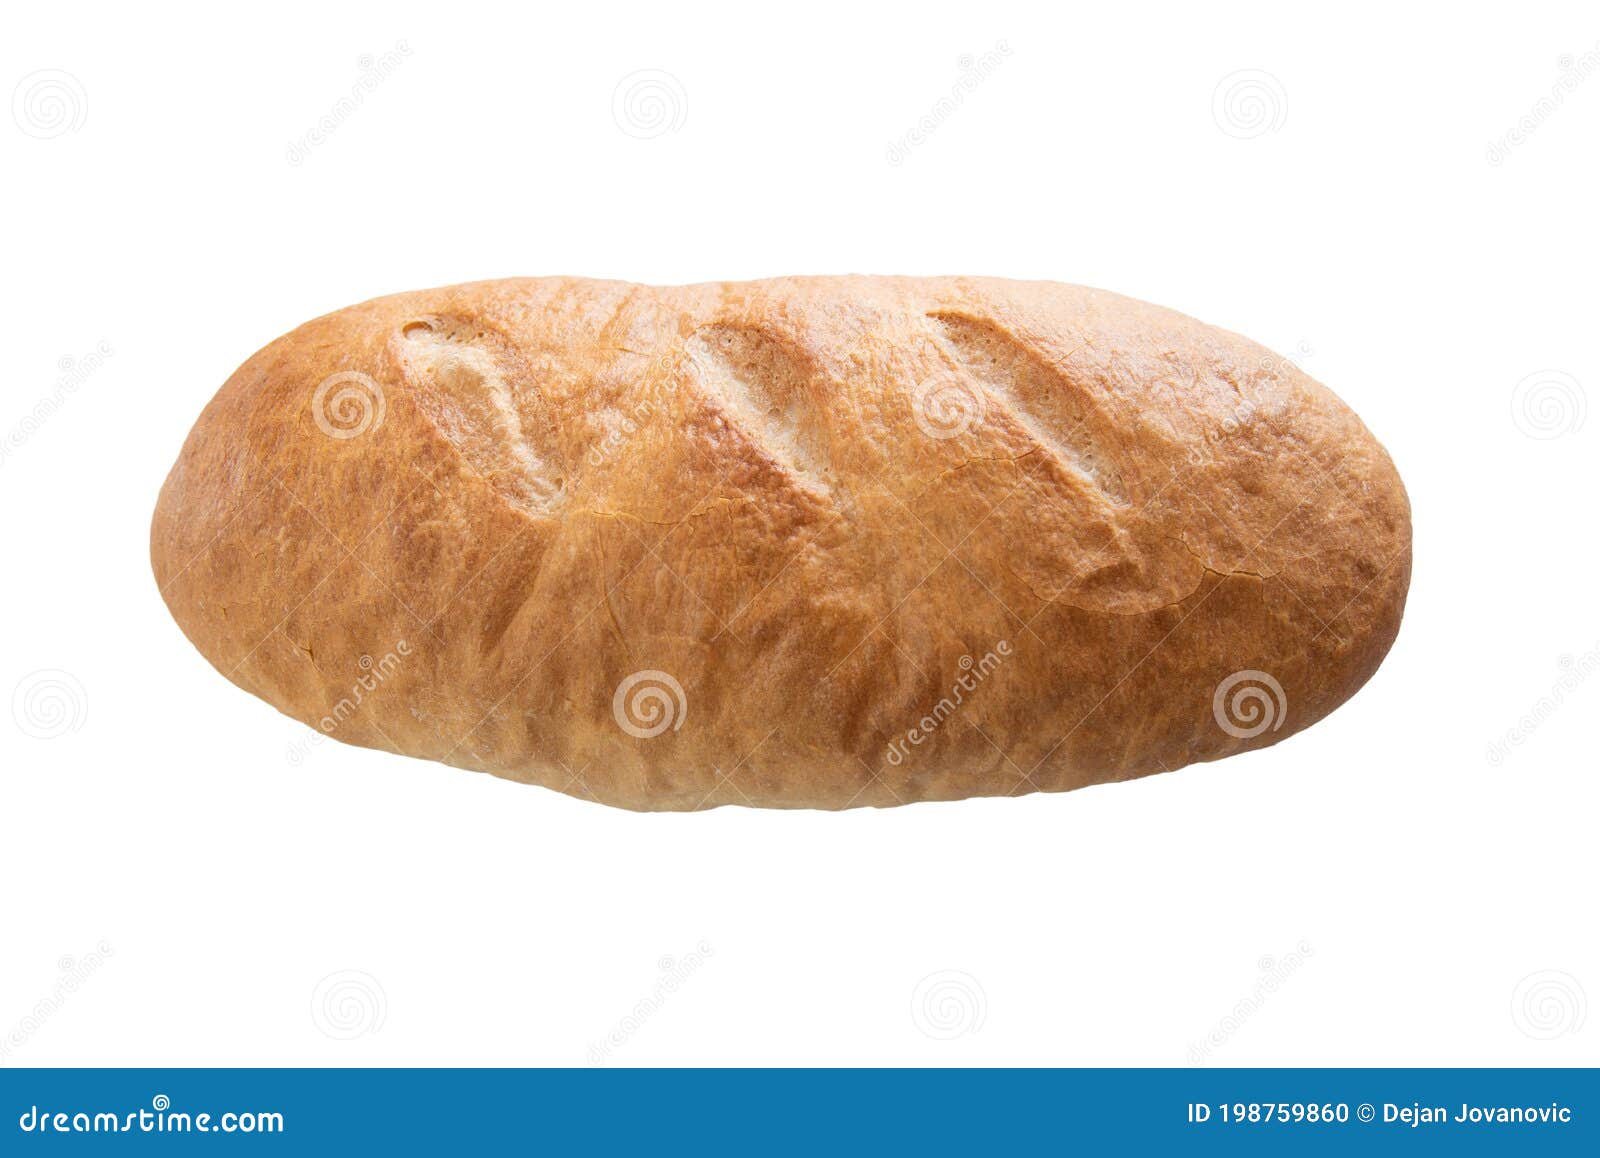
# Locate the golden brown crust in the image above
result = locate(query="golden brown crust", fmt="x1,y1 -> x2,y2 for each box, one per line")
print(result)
150,277 -> 1411,810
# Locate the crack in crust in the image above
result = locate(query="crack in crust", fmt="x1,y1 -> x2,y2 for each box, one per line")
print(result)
391,315 -> 567,516
685,324 -> 837,499
927,311 -> 1130,505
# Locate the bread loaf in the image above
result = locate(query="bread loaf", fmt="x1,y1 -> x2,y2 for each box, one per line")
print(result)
150,277 -> 1410,810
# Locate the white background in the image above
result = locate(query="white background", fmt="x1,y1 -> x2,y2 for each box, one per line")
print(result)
2,0 -> 1595,1067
